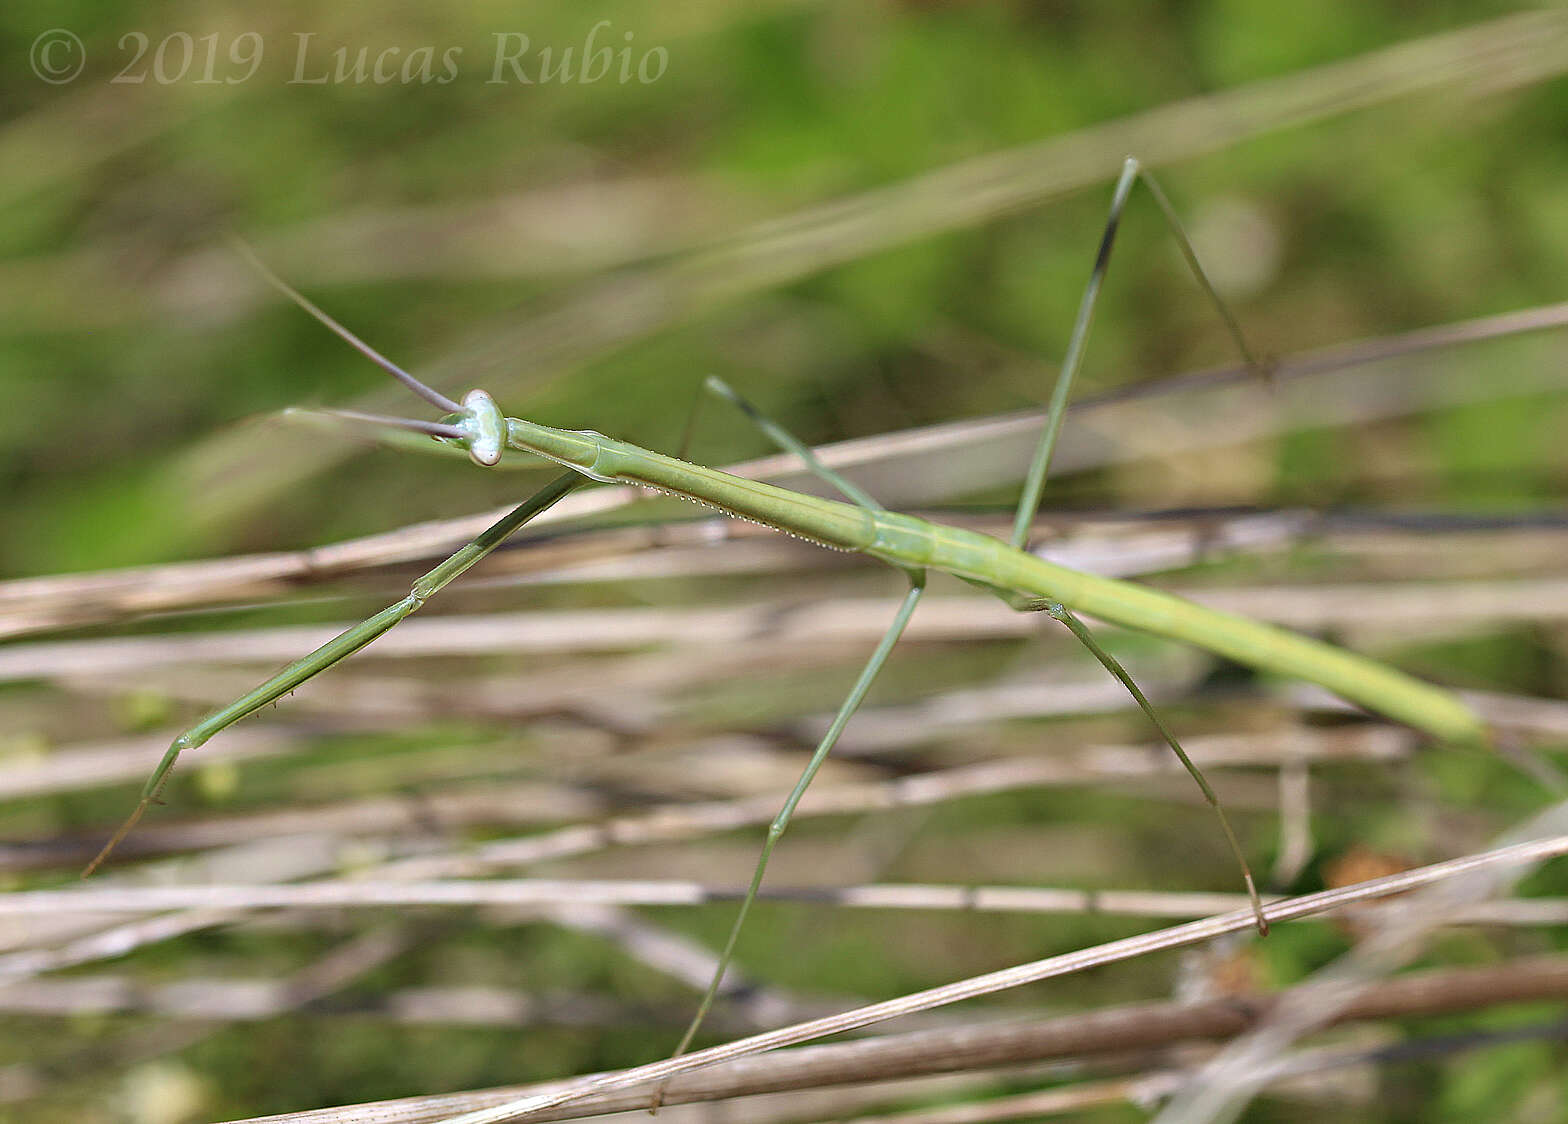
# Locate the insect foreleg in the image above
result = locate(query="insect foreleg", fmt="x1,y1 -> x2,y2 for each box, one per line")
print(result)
83,471 -> 584,876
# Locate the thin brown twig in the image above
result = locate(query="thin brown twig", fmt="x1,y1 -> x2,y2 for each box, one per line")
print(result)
211,950 -> 1568,1124
1153,800 -> 1568,1123
9,877 -> 1568,927
346,833 -> 1568,1124
9,577 -> 1568,687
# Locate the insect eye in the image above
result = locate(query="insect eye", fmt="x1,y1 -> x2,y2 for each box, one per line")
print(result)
460,389 -> 506,467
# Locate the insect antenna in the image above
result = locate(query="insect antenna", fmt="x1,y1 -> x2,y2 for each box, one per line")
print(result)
227,235 -> 465,415
304,407 -> 469,440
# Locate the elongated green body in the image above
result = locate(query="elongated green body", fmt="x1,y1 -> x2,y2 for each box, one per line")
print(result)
504,417 -> 1485,744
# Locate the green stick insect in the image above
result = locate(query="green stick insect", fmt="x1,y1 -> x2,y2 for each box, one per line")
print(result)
83,159 -> 1486,1089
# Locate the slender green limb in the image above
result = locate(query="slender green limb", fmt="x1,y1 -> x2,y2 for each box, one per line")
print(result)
1038,599 -> 1268,935
82,471 -> 585,877
674,379 -> 709,465
1009,159 -> 1138,550
1010,157 -> 1269,550
1136,170 -> 1273,384
652,373 -> 916,1111
695,376 -> 884,511
657,576 -> 926,1088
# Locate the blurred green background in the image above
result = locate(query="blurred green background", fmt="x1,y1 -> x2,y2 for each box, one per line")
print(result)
2,2 -> 1567,1122
4,0 -> 1565,576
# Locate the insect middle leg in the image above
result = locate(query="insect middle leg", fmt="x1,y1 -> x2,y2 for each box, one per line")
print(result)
654,376 -> 925,1102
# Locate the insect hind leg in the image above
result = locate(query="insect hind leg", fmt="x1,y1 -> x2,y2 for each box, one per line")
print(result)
1010,157 -> 1272,551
